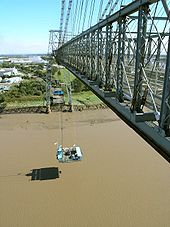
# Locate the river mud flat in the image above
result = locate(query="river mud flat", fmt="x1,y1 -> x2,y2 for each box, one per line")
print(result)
0,109 -> 170,227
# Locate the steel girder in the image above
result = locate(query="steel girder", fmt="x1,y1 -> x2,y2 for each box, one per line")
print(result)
90,31 -> 96,81
116,17 -> 126,101
54,0 -> 170,162
131,5 -> 149,112
160,33 -> 170,135
104,23 -> 112,91
59,61 -> 170,162
97,28 -> 103,86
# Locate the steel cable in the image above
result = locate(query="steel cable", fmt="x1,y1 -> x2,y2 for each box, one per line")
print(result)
82,0 -> 89,32
88,0 -> 96,28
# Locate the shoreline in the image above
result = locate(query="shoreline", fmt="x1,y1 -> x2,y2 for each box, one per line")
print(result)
0,103 -> 107,115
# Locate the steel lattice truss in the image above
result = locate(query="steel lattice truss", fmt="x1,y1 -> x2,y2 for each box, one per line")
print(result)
53,0 -> 170,162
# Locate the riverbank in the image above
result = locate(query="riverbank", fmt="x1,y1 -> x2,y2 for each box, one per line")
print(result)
0,103 -> 107,114
0,90 -> 105,114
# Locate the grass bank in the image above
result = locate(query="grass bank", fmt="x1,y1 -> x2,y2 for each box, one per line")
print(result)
2,68 -> 103,110
5,96 -> 44,108
4,91 -> 103,109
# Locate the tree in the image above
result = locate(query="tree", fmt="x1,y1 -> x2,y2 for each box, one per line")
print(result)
72,78 -> 89,93
4,79 -> 46,101
0,93 -> 6,111
0,94 -> 5,103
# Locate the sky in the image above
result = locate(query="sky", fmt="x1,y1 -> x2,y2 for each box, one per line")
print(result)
0,0 -> 169,55
0,0 -> 61,54
0,0 -> 131,54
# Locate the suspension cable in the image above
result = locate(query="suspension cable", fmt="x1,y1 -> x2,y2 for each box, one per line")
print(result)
59,0 -> 66,47
88,0 -> 96,28
100,0 -> 113,20
63,0 -> 73,43
72,0 -> 79,36
109,0 -> 119,15
75,0 -> 83,35
82,0 -> 89,32
97,0 -> 104,22
77,0 -> 85,34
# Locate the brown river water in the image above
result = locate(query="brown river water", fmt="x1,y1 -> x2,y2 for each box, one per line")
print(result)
0,109 -> 170,227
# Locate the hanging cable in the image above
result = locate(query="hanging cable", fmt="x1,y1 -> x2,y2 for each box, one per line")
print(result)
77,0 -> 85,34
63,0 -> 73,43
87,0 -> 94,27
100,0 -> 113,20
88,0 -> 96,28
109,0 -> 119,15
75,0 -> 83,35
72,0 -> 79,36
69,0 -> 74,38
60,111 -> 64,146
59,0 -> 66,47
82,0 -> 89,32
97,0 -> 104,22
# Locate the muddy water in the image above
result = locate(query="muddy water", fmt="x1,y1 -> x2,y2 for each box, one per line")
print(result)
0,109 -> 170,227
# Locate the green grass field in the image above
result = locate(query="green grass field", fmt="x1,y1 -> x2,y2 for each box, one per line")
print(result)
4,68 -> 103,108
5,91 -> 102,108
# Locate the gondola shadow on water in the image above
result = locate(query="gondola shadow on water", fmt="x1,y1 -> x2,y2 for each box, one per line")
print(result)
25,167 -> 61,181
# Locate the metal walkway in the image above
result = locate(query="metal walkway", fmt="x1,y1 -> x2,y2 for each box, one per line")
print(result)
51,0 -> 170,162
